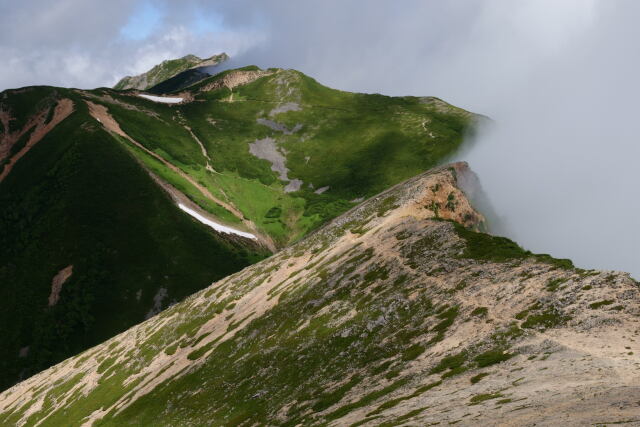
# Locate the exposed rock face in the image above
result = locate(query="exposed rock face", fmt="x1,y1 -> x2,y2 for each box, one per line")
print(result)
199,69 -> 276,92
248,136 -> 303,193
113,53 -> 228,91
1,162 -> 637,426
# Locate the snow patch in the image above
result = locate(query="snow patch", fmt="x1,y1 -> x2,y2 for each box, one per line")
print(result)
138,94 -> 183,104
178,203 -> 256,240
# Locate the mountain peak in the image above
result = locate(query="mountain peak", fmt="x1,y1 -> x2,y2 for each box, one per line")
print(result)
113,52 -> 228,91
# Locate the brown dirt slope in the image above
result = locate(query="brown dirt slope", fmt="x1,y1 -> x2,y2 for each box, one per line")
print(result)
0,98 -> 74,182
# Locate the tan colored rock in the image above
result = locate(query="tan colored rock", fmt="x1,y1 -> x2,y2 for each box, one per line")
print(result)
48,265 -> 73,307
199,69 -> 276,92
0,98 -> 74,182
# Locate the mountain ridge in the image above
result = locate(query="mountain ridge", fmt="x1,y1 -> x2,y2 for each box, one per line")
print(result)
1,162 -> 637,426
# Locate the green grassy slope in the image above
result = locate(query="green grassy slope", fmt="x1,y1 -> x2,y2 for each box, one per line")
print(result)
0,88 -> 266,391
98,67 -> 478,246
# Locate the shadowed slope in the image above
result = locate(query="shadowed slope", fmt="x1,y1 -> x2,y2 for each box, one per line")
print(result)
0,88 -> 267,392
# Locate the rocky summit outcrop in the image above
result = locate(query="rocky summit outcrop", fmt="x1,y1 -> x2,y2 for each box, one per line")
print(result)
1,162 -> 637,426
113,53 -> 228,91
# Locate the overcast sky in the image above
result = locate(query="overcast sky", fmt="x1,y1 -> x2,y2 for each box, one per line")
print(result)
1,0 -> 638,277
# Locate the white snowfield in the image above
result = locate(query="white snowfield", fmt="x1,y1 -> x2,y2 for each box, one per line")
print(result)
178,203 -> 256,240
138,94 -> 184,104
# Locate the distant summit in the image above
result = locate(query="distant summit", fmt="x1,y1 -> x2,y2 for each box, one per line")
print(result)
113,53 -> 228,91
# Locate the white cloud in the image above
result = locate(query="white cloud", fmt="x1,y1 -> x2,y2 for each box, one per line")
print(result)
0,0 -> 262,90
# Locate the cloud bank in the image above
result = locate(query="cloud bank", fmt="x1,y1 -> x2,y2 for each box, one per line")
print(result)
0,0 -> 261,90
1,0 -> 637,277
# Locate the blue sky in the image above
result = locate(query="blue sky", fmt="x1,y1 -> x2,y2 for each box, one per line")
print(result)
119,1 -> 227,41
120,1 -> 165,41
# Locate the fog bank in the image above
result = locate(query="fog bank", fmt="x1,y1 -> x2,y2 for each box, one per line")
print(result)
225,0 -> 640,277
